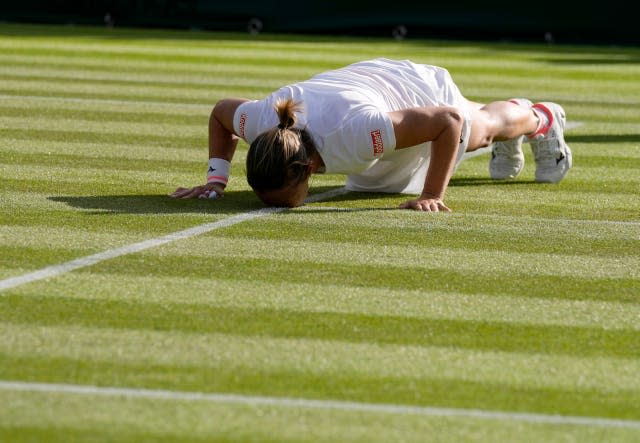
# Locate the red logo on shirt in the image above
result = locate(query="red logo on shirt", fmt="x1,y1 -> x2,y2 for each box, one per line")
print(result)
370,129 -> 384,156
238,113 -> 247,138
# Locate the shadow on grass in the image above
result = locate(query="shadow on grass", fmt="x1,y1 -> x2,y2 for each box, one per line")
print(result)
48,177 -> 531,215
47,186 -> 356,214
449,177 -> 534,187
48,191 -> 263,215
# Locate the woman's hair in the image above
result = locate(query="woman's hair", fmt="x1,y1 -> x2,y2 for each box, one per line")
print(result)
246,98 -> 317,192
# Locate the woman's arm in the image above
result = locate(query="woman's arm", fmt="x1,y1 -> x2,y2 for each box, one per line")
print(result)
208,98 -> 248,160
387,106 -> 464,212
171,98 -> 249,199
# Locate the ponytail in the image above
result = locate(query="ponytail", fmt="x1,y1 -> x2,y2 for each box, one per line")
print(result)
246,99 -> 317,193
276,98 -> 300,130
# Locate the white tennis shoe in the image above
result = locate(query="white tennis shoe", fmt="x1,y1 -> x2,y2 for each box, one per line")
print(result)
529,102 -> 573,183
489,98 -> 532,180
489,135 -> 526,180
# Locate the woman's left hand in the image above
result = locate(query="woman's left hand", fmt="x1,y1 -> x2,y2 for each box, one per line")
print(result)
399,197 -> 451,212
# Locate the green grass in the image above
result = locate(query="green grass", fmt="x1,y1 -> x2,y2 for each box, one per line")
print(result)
1,22 -> 639,442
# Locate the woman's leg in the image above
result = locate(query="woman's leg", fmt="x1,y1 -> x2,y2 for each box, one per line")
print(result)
466,99 -> 538,150
465,98 -> 572,182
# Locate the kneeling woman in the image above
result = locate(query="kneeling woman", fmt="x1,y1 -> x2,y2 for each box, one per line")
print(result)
172,58 -> 571,212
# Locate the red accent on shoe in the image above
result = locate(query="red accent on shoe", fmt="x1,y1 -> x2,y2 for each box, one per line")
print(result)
529,103 -> 554,138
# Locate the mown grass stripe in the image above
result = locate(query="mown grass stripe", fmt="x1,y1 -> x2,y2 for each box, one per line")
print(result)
145,237 -> 638,279
6,161 -> 639,209
0,106 -> 208,126
0,65 -> 292,85
1,58 -> 636,109
3,295 -> 638,357
2,322 -> 638,392
248,210 -> 640,238
3,212 -> 637,258
0,128 -> 203,148
0,208 -> 220,235
454,74 -> 640,94
1,152 -> 201,174
0,188 -> 347,291
0,79 -> 267,101
1,79 -> 632,110
0,140 -> 204,162
0,22 -> 630,54
12,194 -> 631,232
0,115 -> 203,138
2,42 -> 639,86
0,90 -> 247,106
574,156 -> 640,169
0,178 -> 197,198
0,55 -> 321,80
9,274 -> 640,330
0,93 -> 213,110
0,73 -> 279,93
5,69 -> 638,97
5,349 -> 640,419
0,190 -> 262,218
1,381 -> 639,430
2,55 -> 637,97
2,389 -> 638,443
0,226 -> 152,250
0,208 -> 282,292
0,45 -> 365,67
3,352 -> 639,420
81,254 -> 638,303
0,164 -> 199,187
0,50 -> 344,78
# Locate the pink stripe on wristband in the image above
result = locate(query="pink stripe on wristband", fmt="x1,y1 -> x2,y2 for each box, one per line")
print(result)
206,158 -> 231,187
207,175 -> 228,185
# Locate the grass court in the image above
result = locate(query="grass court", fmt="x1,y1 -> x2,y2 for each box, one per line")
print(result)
0,23 -> 639,442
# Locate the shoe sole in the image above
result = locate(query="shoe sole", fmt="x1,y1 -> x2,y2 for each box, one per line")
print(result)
490,160 -> 525,180
490,135 -> 526,180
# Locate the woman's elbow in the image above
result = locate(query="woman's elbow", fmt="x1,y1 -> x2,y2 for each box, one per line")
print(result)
443,107 -> 464,128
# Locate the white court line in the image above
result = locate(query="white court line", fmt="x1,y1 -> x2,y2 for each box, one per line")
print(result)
0,188 -> 348,292
1,380 -> 639,430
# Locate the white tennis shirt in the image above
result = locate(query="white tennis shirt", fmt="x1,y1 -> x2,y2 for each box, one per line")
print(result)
233,58 -> 470,194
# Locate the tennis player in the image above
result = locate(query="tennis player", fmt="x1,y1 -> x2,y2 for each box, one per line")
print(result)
171,58 -> 571,211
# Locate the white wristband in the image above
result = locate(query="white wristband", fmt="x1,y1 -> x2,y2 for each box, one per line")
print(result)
207,158 -> 230,187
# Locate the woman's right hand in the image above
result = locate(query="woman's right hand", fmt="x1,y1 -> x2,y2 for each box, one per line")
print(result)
170,182 -> 225,199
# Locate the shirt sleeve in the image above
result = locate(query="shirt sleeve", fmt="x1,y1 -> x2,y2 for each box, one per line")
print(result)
321,105 -> 397,174
346,106 -> 397,159
233,100 -> 263,143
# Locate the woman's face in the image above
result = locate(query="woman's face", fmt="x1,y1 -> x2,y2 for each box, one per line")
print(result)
256,177 -> 310,208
